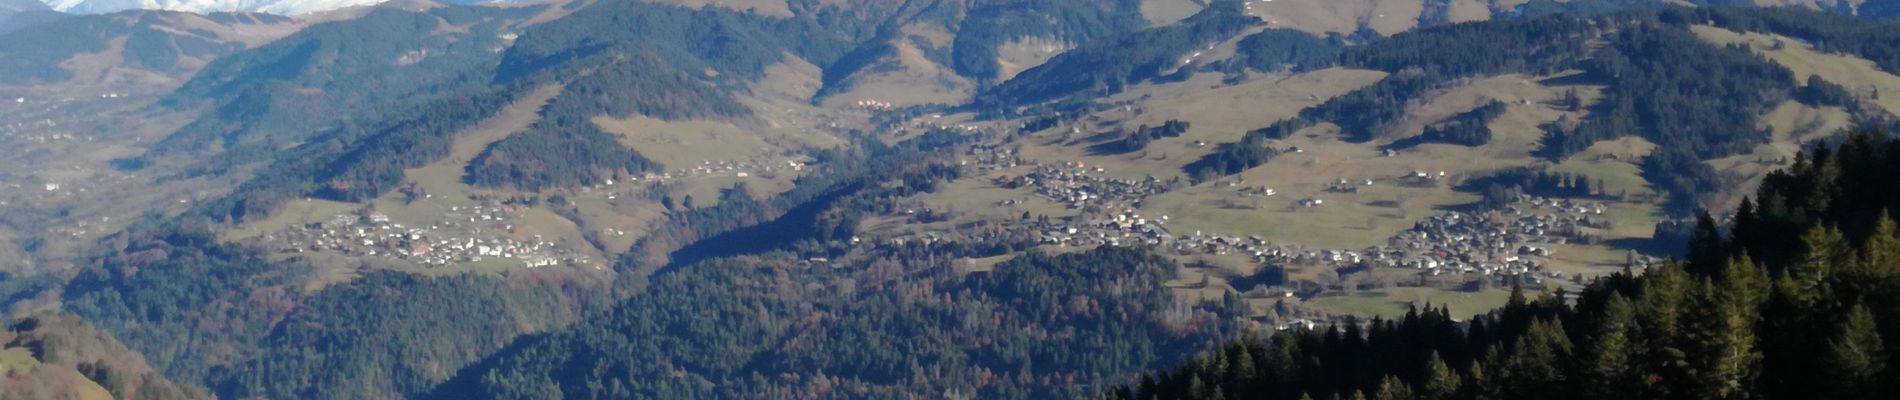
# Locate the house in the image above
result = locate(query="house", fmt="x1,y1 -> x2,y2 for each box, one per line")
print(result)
1277,319 -> 1320,331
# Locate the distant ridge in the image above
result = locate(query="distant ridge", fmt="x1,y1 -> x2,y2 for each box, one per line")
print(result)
36,0 -> 510,16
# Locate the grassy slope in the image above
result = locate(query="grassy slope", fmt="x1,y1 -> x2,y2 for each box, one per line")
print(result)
1,313 -> 207,400
1691,25 -> 1886,209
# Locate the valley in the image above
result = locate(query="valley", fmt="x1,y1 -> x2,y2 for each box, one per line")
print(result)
2,0 -> 1900,398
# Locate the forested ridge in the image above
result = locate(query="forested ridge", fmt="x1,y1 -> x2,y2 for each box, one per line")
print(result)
977,1 -> 1259,108
439,246 -> 1248,399
943,0 -> 1147,84
1184,7 -> 1900,214
1116,130 -> 1900,400
147,6 -> 537,168
56,219 -> 616,399
0,10 -> 272,85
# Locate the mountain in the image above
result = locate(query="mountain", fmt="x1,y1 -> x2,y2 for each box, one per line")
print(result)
43,0 -> 390,15
5,1 -> 1900,400
0,0 -> 46,15
0,0 -> 60,33
0,9 -> 300,88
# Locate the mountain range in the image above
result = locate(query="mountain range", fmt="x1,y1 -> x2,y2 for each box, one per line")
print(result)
33,0 -> 517,15
1,0 -> 1899,399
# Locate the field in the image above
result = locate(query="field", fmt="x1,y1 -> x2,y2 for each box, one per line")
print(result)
885,67 -> 1680,319
1303,286 -> 1517,319
1549,137 -> 1656,197
1708,100 -> 1855,209
0,346 -> 35,372
1014,68 -> 1389,181
1693,25 -> 1900,115
819,23 -> 978,108
1692,25 -> 1885,209
955,254 -> 1020,273
1141,0 -> 1205,26
1120,73 -> 1596,248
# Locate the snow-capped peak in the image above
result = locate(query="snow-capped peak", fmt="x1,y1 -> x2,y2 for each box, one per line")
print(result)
41,0 -> 394,15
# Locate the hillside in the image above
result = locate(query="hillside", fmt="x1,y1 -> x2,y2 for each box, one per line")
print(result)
3,1 -> 1900,400
1,313 -> 208,400
1117,131 -> 1900,400
0,0 -> 54,32
44,0 -> 409,15
0,10 -> 300,88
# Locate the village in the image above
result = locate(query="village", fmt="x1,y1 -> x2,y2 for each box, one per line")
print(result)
253,205 -> 598,270
872,141 -> 1658,289
240,151 -> 815,272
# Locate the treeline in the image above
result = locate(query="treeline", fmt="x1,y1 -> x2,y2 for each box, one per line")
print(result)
944,0 -> 1146,83
1686,7 -> 1900,77
1281,13 -> 1597,142
977,1 -> 1259,108
1639,146 -> 1727,211
816,0 -> 1149,97
1185,135 -> 1283,182
1417,101 -> 1505,147
1095,120 -> 1192,154
1459,167 -> 1605,209
1229,28 -> 1344,74
1722,130 -> 1900,271
465,0 -> 916,191
436,246 -> 1247,399
1190,9 -> 1813,213
1116,130 -> 1900,400
193,86 -> 519,222
1186,15 -> 1598,180
1539,22 -> 1792,161
625,129 -> 976,274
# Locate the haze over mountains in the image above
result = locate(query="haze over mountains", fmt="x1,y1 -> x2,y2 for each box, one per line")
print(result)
42,0 -> 385,15
1,0 -> 1899,399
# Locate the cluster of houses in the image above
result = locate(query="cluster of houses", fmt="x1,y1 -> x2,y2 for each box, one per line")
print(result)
894,113 -> 992,135
676,158 -> 788,180
1031,208 -> 1176,248
887,117 -> 1653,289
993,163 -> 1171,211
0,117 -> 77,144
853,100 -> 895,111
1372,196 -> 1615,277
570,157 -> 806,198
258,208 -> 594,269
1112,197 -> 1611,283
921,148 -> 1626,284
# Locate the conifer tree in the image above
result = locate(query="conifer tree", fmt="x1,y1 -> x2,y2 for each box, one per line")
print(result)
1689,212 -> 1728,276
1584,294 -> 1644,399
1825,305 -> 1887,399
1638,262 -> 1690,395
1419,351 -> 1460,400
1494,318 -> 1572,399
1370,375 -> 1411,400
